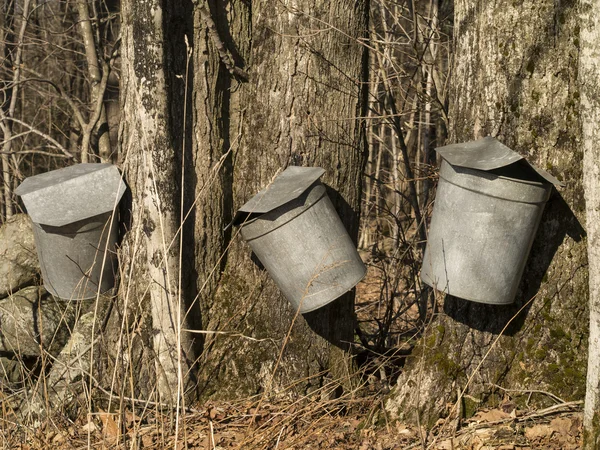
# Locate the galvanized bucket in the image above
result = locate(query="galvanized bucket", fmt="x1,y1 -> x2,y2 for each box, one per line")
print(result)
15,164 -> 126,300
234,166 -> 366,313
421,137 -> 560,305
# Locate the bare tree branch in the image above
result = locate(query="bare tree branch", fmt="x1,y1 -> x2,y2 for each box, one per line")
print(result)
1,116 -> 74,158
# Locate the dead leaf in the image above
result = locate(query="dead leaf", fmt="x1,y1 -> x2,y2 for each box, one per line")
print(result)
524,424 -> 553,440
358,441 -> 371,450
98,410 -> 120,439
473,428 -> 495,439
468,435 -> 486,450
141,434 -> 154,447
398,427 -> 415,437
472,408 -> 511,423
550,417 -> 572,436
501,401 -> 517,413
570,415 -> 583,434
52,433 -> 66,444
436,438 -> 456,449
81,421 -> 97,433
124,410 -> 141,425
494,425 -> 516,440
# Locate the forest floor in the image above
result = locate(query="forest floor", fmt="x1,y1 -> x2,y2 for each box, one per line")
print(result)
7,265 -> 585,449
10,397 -> 583,449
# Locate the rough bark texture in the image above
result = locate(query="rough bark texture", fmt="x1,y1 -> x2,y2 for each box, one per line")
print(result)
580,1 -> 600,447
387,0 -> 588,426
112,0 -> 367,404
112,0 -> 196,406
191,0 -> 369,399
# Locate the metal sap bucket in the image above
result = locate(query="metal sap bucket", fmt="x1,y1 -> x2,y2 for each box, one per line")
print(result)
421,137 -> 561,305
234,166 -> 366,313
15,164 -> 126,300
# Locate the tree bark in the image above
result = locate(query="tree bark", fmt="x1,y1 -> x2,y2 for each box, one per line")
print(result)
111,0 -> 368,406
191,0 -> 370,399
387,0 -> 587,427
580,1 -> 600,447
114,0 -> 196,406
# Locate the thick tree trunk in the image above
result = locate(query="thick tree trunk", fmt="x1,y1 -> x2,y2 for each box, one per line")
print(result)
580,1 -> 600,447
387,0 -> 587,427
113,0 -> 195,406
191,0 -> 369,399
109,0 -> 368,406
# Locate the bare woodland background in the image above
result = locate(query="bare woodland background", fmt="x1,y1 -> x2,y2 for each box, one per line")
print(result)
0,0 -> 598,448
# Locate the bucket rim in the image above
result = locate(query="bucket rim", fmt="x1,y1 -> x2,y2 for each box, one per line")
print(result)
438,172 -> 551,205
439,159 -> 552,205
448,160 -> 550,187
240,185 -> 328,242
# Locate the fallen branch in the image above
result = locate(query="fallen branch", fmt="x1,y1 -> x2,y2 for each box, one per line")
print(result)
456,400 -> 583,436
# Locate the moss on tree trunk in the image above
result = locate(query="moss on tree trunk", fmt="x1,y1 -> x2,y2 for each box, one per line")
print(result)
387,0 -> 588,427
192,0 -> 370,399
110,0 -> 369,403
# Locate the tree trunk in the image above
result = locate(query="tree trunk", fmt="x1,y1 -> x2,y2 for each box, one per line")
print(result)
110,0 -> 368,406
191,0 -> 369,399
1,0 -> 31,221
580,1 -> 600,447
113,0 -> 196,406
387,0 -> 587,427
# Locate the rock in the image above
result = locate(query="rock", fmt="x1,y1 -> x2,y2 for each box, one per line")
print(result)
31,309 -> 101,414
16,295 -> 109,423
0,286 -> 79,356
0,214 -> 39,298
0,356 -> 27,384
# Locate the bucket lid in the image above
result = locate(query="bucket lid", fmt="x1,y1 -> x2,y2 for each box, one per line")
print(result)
233,166 -> 325,226
435,137 -> 563,187
15,163 -> 126,227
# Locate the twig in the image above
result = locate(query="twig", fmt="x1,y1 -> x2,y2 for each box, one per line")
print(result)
198,1 -> 249,81
490,383 -> 568,405
0,117 -> 74,158
274,425 -> 285,449
16,77 -> 86,129
181,328 -> 279,345
455,400 -> 583,436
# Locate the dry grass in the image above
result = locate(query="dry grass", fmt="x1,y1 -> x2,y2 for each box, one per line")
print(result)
0,382 -> 583,449
0,266 -> 584,450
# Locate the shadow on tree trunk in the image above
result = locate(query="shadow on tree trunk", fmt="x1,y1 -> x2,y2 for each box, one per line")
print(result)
444,189 -> 586,335
303,294 -> 356,352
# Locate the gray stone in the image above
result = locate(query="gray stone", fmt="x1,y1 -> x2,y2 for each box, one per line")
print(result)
0,214 -> 40,298
22,306 -> 106,422
0,286 -> 80,356
0,357 -> 27,384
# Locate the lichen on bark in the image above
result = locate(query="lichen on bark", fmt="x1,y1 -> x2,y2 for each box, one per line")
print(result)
192,0 -> 370,399
387,0 -> 588,426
